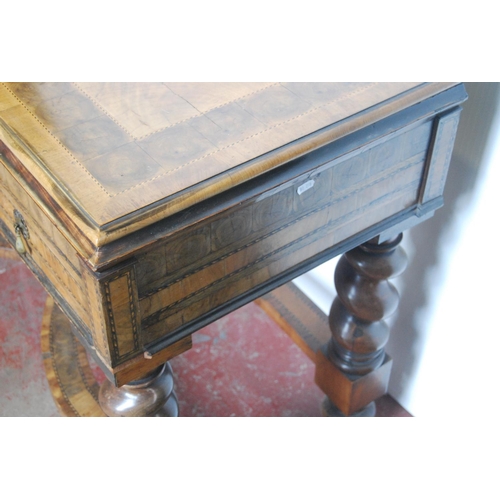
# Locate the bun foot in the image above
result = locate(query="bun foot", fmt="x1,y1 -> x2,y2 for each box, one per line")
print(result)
99,362 -> 178,417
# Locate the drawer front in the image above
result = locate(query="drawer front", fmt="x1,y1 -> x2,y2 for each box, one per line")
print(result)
135,110 -> 460,349
0,152 -> 94,343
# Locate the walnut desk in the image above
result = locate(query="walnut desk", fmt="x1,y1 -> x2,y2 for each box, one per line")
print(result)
0,83 -> 467,416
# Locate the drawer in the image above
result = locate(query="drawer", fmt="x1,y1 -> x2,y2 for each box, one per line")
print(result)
0,149 -> 155,377
0,153 -> 94,344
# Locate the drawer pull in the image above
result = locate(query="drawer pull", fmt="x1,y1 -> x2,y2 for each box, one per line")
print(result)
13,210 -> 29,255
15,228 -> 26,254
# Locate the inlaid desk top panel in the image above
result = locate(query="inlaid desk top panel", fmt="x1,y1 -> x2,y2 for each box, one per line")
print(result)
0,82 -> 455,252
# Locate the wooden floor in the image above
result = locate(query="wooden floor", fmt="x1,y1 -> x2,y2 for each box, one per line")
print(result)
0,243 -> 410,417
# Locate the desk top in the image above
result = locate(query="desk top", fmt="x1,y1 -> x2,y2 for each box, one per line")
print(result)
0,82 -> 456,249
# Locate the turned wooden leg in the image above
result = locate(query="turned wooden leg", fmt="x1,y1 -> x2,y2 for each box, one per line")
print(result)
98,363 -> 179,417
315,233 -> 407,417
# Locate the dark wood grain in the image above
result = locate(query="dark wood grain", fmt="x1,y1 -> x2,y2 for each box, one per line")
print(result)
0,83 -> 467,390
0,83 -> 459,265
135,111 -> 446,353
99,363 -> 178,417
317,234 -> 408,416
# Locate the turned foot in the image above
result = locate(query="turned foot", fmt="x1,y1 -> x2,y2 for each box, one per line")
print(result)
98,362 -> 178,417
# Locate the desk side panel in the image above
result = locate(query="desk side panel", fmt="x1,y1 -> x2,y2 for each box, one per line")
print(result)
136,114 -> 447,350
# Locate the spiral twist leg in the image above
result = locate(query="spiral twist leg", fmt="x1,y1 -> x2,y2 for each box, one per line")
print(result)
315,234 -> 407,417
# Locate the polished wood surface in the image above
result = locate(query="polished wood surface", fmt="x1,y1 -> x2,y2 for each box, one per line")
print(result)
0,83 -> 467,398
99,363 -> 178,417
316,234 -> 407,416
328,234 -> 407,375
0,83 -> 457,258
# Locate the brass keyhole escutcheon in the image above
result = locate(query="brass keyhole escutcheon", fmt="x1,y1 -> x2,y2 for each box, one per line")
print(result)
13,209 -> 29,255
